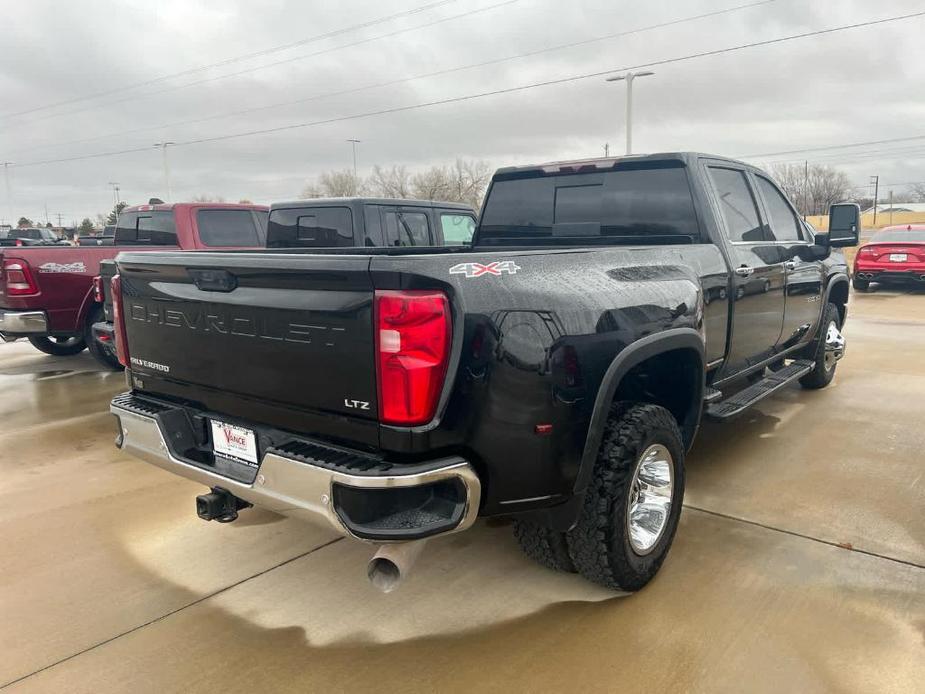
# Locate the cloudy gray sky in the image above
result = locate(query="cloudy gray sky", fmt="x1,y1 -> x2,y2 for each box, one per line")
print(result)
1,0 -> 924,224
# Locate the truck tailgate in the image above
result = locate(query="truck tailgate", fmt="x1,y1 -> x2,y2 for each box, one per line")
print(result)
118,252 -> 378,423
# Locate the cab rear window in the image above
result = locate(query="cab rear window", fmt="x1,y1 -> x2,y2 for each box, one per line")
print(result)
114,211 -> 178,245
267,207 -> 354,248
478,163 -> 700,246
196,209 -> 265,247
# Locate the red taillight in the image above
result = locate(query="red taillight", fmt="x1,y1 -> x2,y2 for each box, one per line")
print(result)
15,239 -> 22,247
92,275 -> 105,303
375,290 -> 451,426
2,258 -> 39,296
111,274 -> 130,368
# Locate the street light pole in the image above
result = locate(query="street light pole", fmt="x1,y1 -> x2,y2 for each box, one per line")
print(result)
346,139 -> 361,184
870,175 -> 879,227
153,143 -> 175,201
2,162 -> 13,223
605,71 -> 654,155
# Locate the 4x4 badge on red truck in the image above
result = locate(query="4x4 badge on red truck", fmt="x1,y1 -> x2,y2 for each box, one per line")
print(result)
449,261 -> 521,279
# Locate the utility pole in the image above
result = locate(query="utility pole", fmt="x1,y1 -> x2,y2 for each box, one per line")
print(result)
889,189 -> 893,226
605,71 -> 655,155
604,143 -> 610,158
2,161 -> 13,223
55,213 -> 64,228
153,142 -> 175,201
346,139 -> 361,186
870,175 -> 879,227
108,181 -> 121,209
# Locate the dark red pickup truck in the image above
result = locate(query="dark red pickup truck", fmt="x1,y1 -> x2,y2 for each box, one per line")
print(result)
0,202 -> 268,366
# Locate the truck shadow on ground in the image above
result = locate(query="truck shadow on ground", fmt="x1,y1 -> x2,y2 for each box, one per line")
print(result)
28,507 -> 919,693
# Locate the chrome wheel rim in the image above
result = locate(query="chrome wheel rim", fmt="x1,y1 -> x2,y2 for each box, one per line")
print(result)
626,444 -> 674,555
823,321 -> 845,372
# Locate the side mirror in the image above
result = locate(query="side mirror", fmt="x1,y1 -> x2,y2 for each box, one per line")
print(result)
827,203 -> 861,247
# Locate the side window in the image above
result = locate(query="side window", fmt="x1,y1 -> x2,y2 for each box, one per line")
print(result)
708,167 -> 766,242
383,209 -> 431,246
266,207 -> 353,248
755,176 -> 803,242
439,213 -> 476,245
196,209 -> 262,247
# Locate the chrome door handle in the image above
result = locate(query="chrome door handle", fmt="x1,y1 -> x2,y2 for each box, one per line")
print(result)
783,261 -> 797,271
734,266 -> 754,277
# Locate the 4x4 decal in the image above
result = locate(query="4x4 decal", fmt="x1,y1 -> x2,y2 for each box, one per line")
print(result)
449,261 -> 521,279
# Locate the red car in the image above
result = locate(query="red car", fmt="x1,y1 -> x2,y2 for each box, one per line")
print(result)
853,224 -> 925,291
0,202 -> 268,367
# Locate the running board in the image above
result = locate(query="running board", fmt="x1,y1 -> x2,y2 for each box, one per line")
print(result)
705,360 -> 814,421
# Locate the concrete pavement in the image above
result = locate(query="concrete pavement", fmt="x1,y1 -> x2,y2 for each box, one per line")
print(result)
1,287 -> 923,693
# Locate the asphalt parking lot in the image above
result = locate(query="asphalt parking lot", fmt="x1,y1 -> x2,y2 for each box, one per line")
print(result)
1,288 -> 923,693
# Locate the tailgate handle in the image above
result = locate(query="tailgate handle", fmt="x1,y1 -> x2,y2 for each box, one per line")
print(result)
189,268 -> 238,292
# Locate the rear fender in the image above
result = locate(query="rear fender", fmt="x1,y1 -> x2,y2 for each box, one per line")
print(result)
575,328 -> 705,495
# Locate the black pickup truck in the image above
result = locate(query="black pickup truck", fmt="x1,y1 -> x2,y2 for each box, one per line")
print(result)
108,153 -> 858,593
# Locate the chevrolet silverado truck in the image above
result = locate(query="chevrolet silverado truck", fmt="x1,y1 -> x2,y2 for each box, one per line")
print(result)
0,202 -> 268,367
108,153 -> 859,593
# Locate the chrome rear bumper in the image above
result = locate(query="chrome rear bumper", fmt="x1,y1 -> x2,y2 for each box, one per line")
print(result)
0,309 -> 48,335
110,394 -> 481,541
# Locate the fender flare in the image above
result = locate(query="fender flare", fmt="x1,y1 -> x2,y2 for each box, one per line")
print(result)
823,273 -> 850,323
574,328 -> 705,496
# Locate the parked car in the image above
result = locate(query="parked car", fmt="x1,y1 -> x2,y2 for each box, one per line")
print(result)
0,227 -> 65,246
108,153 -> 858,594
93,197 -> 478,366
852,224 -> 925,291
0,202 -> 268,368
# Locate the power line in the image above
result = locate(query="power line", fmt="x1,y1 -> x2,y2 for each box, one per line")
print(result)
6,0 -> 777,157
0,0 -> 461,121
741,133 -> 925,159
11,8 -> 925,170
3,0 -> 522,129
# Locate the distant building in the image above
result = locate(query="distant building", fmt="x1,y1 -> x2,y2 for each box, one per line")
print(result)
864,202 -> 925,214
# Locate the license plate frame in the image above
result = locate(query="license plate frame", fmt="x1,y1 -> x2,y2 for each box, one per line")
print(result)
889,253 -> 908,263
210,419 -> 259,466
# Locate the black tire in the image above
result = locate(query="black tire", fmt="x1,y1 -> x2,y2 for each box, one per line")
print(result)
84,305 -> 123,371
567,402 -> 685,592
799,302 -> 841,390
28,335 -> 87,356
513,519 -> 576,573
852,277 -> 870,292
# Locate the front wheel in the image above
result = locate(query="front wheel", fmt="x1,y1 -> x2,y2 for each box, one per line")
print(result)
28,335 -> 87,356
799,302 -> 843,389
567,402 -> 685,592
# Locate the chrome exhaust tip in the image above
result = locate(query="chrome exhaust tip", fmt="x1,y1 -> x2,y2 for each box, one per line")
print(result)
367,540 -> 428,593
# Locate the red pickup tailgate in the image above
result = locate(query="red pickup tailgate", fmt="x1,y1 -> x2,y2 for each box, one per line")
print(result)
0,246 -> 121,332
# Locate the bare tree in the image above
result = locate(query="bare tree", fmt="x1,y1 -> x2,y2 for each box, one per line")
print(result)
368,165 -> 412,198
300,159 -> 492,208
905,183 -> 925,203
769,162 -> 851,215
301,169 -> 365,198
